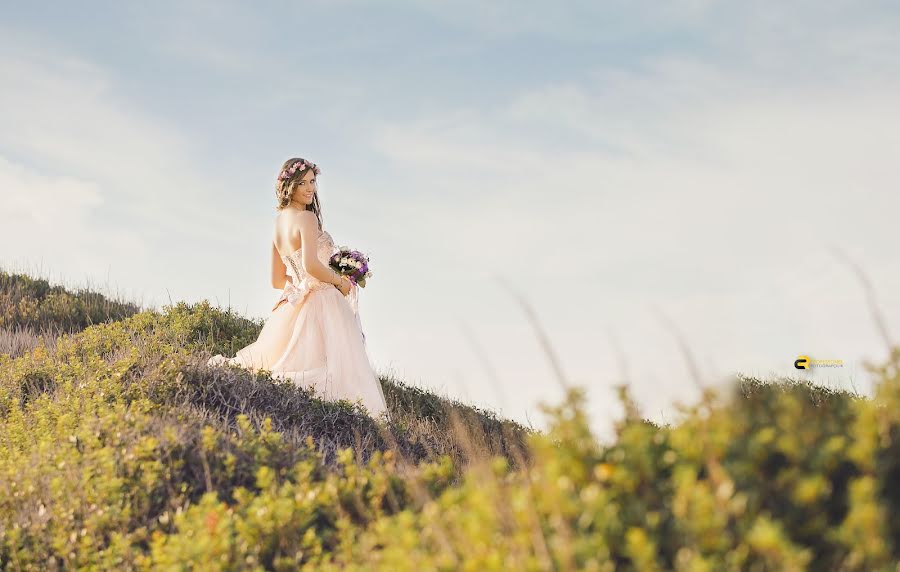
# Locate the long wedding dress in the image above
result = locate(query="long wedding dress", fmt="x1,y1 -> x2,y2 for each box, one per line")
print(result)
207,227 -> 390,421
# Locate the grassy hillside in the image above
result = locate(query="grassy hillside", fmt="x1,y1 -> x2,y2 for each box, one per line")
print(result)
1,269 -> 898,570
0,271 -> 142,358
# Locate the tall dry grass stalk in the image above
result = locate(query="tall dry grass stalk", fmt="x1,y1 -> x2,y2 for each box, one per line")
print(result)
0,325 -> 59,358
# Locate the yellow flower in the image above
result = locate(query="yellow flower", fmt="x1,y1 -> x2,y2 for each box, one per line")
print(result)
594,463 -> 614,482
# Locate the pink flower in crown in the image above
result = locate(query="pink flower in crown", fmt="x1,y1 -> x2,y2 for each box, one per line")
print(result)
277,159 -> 320,183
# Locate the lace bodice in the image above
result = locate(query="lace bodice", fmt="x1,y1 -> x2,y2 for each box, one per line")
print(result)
272,226 -> 362,330
281,228 -> 336,287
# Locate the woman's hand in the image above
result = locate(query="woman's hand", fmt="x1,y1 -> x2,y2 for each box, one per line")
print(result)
335,275 -> 352,296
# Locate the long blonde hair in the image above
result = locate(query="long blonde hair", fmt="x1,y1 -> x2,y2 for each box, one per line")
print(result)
274,157 -> 323,230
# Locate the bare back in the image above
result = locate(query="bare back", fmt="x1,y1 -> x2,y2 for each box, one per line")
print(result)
273,210 -> 307,258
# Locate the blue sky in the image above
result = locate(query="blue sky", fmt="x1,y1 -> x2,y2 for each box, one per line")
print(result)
2,1 -> 899,439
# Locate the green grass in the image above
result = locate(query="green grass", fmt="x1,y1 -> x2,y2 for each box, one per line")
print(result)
1,268 -> 898,570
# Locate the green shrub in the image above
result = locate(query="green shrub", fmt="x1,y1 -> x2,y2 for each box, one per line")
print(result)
2,271 -> 898,570
0,271 -> 142,334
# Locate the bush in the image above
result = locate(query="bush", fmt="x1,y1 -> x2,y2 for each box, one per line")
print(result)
0,271 -> 142,334
2,271 -> 898,570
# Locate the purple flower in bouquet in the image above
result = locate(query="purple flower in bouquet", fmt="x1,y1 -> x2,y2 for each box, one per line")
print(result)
329,246 -> 372,288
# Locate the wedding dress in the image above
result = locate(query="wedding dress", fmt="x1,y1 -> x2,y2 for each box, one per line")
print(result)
207,227 -> 390,422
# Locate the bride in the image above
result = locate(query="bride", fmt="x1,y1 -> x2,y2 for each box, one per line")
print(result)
207,157 -> 391,422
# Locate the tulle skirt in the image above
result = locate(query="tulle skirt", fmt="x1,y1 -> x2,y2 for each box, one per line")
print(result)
208,281 -> 390,422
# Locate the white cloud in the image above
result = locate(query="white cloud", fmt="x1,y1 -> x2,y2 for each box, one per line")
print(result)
0,30 -> 246,241
0,29 -> 258,307
0,155 -> 104,227
0,153 -> 150,295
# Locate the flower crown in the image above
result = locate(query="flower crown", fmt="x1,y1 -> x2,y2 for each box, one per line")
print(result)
278,158 -> 321,183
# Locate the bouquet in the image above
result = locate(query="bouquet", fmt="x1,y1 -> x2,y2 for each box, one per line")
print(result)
329,246 -> 372,288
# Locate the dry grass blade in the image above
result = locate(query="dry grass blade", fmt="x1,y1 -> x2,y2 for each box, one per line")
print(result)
494,275 -> 585,570
459,319 -> 509,411
502,424 -> 555,570
606,326 -> 632,387
494,275 -> 571,392
828,244 -> 897,365
650,303 -> 707,393
0,325 -> 59,358
370,418 -> 460,566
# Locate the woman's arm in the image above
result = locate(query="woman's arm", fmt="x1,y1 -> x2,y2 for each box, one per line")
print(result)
297,211 -> 343,285
271,243 -> 288,289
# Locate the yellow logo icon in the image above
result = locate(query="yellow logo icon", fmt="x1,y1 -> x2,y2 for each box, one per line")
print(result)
794,355 -> 842,369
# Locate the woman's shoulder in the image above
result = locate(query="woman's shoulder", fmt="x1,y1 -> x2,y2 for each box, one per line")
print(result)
275,208 -> 317,228
277,208 -> 316,221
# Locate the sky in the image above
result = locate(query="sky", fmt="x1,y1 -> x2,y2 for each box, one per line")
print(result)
2,1 -> 899,440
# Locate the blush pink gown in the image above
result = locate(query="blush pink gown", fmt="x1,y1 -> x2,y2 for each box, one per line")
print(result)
207,228 -> 390,422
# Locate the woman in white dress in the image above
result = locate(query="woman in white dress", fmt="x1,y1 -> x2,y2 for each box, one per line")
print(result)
207,157 -> 390,422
